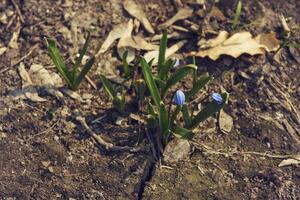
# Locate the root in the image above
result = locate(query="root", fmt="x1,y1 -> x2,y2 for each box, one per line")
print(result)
76,116 -> 145,153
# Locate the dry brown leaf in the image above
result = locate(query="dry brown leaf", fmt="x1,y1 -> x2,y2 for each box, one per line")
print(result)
144,40 -> 187,64
193,31 -> 280,60
16,63 -> 47,102
158,7 -> 193,30
8,19 -> 21,49
29,64 -> 64,88
254,32 -> 281,52
219,109 -> 233,134
117,47 -> 136,63
96,21 -> 133,56
279,155 -> 300,167
14,63 -> 67,102
123,0 -> 154,34
208,6 -> 226,21
198,31 -> 229,48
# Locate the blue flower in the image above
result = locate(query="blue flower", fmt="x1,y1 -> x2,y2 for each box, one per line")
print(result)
174,90 -> 185,106
212,93 -> 223,105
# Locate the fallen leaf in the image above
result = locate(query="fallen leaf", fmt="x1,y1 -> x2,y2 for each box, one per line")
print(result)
117,47 -> 136,63
198,31 -> 229,48
28,64 -> 64,88
16,63 -> 47,102
279,155 -> 300,167
254,32 -> 281,52
193,31 -> 280,60
0,43 -> 7,56
219,109 -> 233,134
61,88 -> 82,100
8,19 -> 21,49
14,63 -> 66,102
123,0 -> 154,34
208,6 -> 226,21
144,40 -> 187,64
158,7 -> 193,30
96,21 -> 132,55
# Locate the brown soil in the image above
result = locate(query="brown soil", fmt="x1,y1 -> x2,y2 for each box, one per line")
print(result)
0,0 -> 299,199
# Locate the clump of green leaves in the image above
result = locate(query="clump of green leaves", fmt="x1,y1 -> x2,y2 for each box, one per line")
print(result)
46,32 -> 95,91
100,32 -> 228,153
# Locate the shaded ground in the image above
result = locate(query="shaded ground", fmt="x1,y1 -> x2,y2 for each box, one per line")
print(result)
0,0 -> 300,199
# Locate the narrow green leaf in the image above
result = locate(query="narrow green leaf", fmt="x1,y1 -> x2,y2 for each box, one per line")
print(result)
140,57 -> 162,107
72,56 -> 95,90
172,125 -> 194,139
185,73 -> 213,99
153,76 -> 166,88
159,102 -> 169,137
232,0 -> 242,29
188,93 -> 228,129
159,58 -> 175,81
99,74 -> 117,99
182,104 -> 191,127
158,31 -> 168,79
162,64 -> 197,97
72,31 -> 91,79
147,102 -> 156,116
46,38 -> 72,87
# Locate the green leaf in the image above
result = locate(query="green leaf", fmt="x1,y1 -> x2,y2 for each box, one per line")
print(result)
158,31 -> 168,79
72,31 -> 91,80
147,102 -> 156,116
99,74 -> 117,99
122,50 -> 130,79
188,93 -> 228,129
185,73 -> 213,99
159,58 -> 175,81
72,56 -> 95,90
232,0 -> 242,29
46,38 -> 72,87
140,57 -> 162,107
159,102 -> 169,137
153,76 -> 166,88
162,64 -> 197,97
182,104 -> 191,127
172,125 -> 194,139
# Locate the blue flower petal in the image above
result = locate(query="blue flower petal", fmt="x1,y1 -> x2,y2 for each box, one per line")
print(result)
212,93 -> 223,105
174,90 -> 185,106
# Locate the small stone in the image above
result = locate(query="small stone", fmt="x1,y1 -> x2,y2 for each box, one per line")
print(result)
163,139 -> 190,164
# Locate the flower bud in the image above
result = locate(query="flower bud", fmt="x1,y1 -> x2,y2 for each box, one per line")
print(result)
174,90 -> 185,106
173,58 -> 180,68
212,93 -> 223,105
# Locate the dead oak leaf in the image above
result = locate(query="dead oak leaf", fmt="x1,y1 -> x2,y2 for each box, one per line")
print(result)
193,31 -> 280,60
144,40 -> 187,64
123,0 -> 154,34
96,20 -> 133,56
158,7 -> 193,30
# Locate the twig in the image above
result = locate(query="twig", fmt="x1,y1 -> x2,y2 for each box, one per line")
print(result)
1,44 -> 39,74
12,44 -> 39,67
85,75 -> 97,89
76,116 -> 145,153
10,0 -> 24,23
192,142 -> 298,160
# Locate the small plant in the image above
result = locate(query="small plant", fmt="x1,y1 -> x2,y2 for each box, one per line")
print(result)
232,0 -> 242,30
100,32 -> 228,155
46,32 -> 95,91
